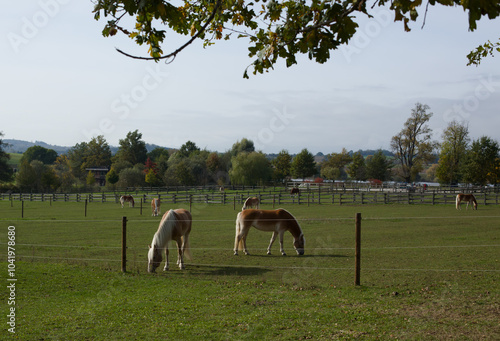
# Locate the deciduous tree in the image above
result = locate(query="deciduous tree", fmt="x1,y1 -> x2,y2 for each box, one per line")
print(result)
390,103 -> 436,183
435,120 -> 470,185
291,149 -> 316,180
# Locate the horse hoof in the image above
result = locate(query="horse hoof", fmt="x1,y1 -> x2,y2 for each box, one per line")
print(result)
267,251 -> 271,255
282,253 -> 287,256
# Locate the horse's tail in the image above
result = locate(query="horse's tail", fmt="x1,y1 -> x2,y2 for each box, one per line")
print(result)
182,235 -> 192,260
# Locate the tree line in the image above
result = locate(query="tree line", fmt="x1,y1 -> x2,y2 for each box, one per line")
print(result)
1,104 -> 499,192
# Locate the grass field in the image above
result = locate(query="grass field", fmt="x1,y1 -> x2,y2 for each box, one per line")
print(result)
0,200 -> 499,339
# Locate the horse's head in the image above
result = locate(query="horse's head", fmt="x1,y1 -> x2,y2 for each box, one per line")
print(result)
293,233 -> 305,256
473,201 -> 478,210
147,245 -> 162,273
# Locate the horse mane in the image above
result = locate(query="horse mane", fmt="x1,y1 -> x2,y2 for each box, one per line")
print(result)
279,209 -> 304,238
152,209 -> 176,249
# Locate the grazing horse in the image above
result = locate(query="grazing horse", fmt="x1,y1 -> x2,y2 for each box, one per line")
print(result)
290,188 -> 300,196
148,209 -> 192,273
234,209 -> 305,256
120,195 -> 135,208
151,198 -> 161,216
242,196 -> 260,210
456,193 -> 478,210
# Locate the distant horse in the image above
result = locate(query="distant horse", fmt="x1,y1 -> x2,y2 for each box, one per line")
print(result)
234,209 -> 305,256
242,196 -> 260,210
120,195 -> 135,208
456,193 -> 478,210
148,209 -> 192,273
290,188 -> 300,196
151,198 -> 161,216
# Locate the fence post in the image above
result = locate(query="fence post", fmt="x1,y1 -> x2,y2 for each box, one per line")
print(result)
122,216 -> 127,273
355,213 -> 361,286
21,201 -> 24,218
140,198 -> 143,216
85,199 -> 88,217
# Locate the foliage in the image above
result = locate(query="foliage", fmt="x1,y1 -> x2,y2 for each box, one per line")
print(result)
347,151 -> 366,181
365,149 -> 392,181
105,168 -> 119,188
390,103 -> 436,183
16,160 -> 60,192
116,166 -> 146,188
467,39 -> 500,66
114,130 -> 148,165
86,170 -> 96,186
52,155 -> 75,191
92,0 -> 500,77
82,136 -> 112,169
320,148 -> 351,180
291,148 -> 316,180
20,145 -> 57,165
229,151 -> 272,185
177,140 -> 200,158
230,138 -> 255,156
272,149 -> 292,182
0,132 -> 13,182
435,120 -> 470,185
461,136 -> 500,186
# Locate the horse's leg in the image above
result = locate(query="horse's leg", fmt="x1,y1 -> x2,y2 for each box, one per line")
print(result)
163,246 -> 169,271
176,238 -> 185,270
267,231 -> 278,255
279,231 -> 286,256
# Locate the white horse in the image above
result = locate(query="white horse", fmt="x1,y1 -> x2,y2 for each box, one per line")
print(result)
151,198 -> 161,216
147,209 -> 192,273
234,209 -> 305,256
242,196 -> 260,210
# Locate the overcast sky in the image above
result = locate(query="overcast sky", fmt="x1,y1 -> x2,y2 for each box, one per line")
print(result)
2,2 -> 499,155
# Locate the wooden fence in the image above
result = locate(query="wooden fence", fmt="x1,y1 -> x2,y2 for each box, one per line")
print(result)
1,191 -> 499,206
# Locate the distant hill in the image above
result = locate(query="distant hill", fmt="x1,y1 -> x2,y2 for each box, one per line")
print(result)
3,139 -> 170,155
4,139 -> 70,154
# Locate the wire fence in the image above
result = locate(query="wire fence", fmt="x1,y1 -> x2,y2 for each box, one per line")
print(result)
3,216 -> 499,275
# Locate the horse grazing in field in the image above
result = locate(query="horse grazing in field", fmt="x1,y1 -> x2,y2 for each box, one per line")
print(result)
120,195 -> 135,208
456,193 -> 478,210
290,188 -> 300,196
234,209 -> 305,256
148,209 -> 192,273
151,198 -> 161,216
242,196 -> 260,210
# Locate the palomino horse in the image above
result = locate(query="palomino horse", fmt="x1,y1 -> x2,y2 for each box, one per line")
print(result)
120,195 -> 135,208
234,209 -> 305,256
456,193 -> 478,210
151,198 -> 161,216
242,196 -> 260,210
148,208 -> 192,273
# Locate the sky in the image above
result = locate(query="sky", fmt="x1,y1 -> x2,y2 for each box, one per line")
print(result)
1,1 -> 499,155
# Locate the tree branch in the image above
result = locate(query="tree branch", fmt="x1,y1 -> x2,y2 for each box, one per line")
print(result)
115,0 -> 222,62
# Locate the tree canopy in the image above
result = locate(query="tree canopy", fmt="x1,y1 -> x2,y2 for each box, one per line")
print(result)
93,0 -> 500,77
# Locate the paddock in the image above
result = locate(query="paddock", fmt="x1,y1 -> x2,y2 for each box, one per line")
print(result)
1,200 -> 498,339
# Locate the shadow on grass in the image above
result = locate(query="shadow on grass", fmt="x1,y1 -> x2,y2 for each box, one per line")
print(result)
186,264 -> 271,276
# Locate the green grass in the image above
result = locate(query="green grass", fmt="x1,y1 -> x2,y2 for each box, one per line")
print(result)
0,201 -> 499,339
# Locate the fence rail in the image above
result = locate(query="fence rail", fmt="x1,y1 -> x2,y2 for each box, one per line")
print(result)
1,191 -> 499,206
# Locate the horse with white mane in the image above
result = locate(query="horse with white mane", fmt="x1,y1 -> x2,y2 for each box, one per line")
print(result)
242,196 -> 260,210
147,208 -> 192,273
120,195 -> 134,208
456,193 -> 478,210
151,198 -> 161,216
234,209 -> 305,256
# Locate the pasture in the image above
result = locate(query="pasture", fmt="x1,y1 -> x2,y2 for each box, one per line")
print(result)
0,200 -> 499,339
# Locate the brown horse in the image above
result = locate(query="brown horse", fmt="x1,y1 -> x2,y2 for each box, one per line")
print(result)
148,209 -> 192,273
290,188 -> 300,196
234,209 -> 305,256
242,196 -> 260,210
456,193 -> 478,210
151,198 -> 161,216
120,195 -> 134,208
